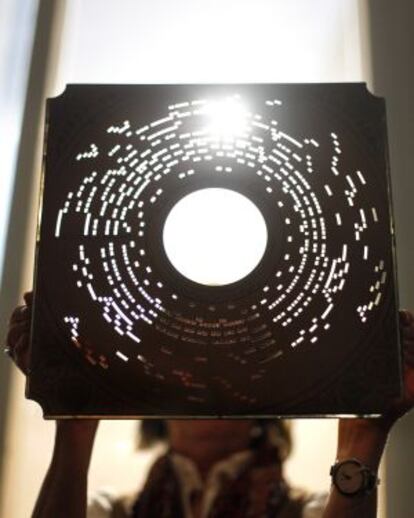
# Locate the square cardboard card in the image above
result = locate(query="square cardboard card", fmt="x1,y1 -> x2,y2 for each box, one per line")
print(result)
28,83 -> 402,417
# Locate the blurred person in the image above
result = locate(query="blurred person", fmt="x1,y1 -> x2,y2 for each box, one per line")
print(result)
5,291 -> 414,517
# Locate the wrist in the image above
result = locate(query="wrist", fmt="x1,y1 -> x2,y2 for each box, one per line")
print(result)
336,418 -> 389,470
54,419 -> 99,469
56,418 -> 99,437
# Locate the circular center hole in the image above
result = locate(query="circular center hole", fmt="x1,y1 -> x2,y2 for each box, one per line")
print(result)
162,188 -> 268,286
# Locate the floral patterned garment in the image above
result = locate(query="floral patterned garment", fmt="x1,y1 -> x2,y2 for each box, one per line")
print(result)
88,448 -> 326,518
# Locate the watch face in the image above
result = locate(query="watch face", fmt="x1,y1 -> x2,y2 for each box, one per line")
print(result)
335,461 -> 365,494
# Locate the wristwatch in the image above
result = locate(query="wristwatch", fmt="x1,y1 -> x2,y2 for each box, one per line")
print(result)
330,458 -> 380,497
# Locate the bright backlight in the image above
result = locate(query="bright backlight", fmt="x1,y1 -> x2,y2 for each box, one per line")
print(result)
162,188 -> 268,286
203,97 -> 249,140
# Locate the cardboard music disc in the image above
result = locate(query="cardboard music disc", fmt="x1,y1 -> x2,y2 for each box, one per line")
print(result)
29,83 -> 402,417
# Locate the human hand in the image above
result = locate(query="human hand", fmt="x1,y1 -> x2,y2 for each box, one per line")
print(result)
5,291 -> 99,436
5,291 -> 33,375
384,309 -> 414,426
336,310 -> 414,469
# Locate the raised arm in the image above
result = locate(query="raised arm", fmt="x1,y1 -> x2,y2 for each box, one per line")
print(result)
32,420 -> 98,518
322,310 -> 414,518
6,292 -> 99,518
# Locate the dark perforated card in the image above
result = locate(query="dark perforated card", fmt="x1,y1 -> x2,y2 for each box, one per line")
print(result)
28,83 -> 402,417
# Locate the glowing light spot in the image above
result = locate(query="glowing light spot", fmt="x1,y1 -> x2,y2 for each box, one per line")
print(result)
203,96 -> 249,140
163,188 -> 267,285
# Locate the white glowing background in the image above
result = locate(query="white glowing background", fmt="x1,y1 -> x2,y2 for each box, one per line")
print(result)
0,0 -> 38,281
163,188 -> 268,285
54,0 -> 365,90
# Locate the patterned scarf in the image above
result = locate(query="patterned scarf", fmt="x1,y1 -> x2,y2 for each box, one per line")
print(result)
131,446 -> 307,518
